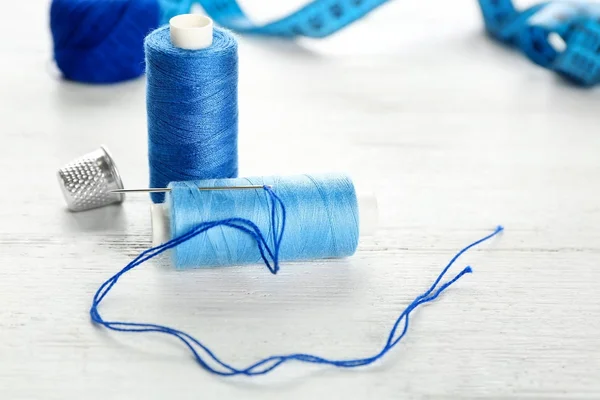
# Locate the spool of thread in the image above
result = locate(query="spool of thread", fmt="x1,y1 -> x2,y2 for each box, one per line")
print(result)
50,0 -> 160,84
145,15 -> 238,204
150,174 -> 378,268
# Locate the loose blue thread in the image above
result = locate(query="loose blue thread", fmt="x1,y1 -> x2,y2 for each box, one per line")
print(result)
478,0 -> 600,86
90,185 -> 503,376
145,26 -> 238,203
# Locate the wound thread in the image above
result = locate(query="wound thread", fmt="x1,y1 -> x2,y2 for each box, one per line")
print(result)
145,25 -> 238,203
50,0 -> 160,83
168,174 -> 359,268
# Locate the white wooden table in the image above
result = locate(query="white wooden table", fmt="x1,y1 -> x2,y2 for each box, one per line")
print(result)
2,0 -> 600,398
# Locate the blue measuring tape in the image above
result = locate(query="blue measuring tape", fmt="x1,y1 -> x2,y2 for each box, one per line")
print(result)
160,0 -> 600,86
159,0 -> 393,37
478,0 -> 600,86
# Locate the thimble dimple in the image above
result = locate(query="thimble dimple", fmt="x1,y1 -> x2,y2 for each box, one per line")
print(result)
57,146 -> 125,212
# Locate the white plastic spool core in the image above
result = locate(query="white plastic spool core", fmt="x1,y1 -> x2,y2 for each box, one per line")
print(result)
150,192 -> 379,247
170,14 -> 214,50
151,204 -> 171,247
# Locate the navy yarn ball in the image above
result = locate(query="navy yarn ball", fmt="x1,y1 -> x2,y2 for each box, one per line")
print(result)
50,0 -> 161,84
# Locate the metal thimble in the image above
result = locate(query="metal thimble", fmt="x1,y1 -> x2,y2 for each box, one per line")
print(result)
57,146 -> 125,212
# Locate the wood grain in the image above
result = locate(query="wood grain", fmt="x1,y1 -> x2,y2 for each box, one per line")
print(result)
1,1 -> 599,398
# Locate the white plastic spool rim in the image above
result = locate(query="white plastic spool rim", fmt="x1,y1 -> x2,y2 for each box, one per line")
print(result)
170,14 -> 214,50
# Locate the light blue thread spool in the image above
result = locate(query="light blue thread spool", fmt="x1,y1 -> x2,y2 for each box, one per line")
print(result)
150,174 -> 378,269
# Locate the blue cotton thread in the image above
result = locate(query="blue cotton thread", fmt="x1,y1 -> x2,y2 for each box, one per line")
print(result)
145,26 -> 238,203
158,0 -> 394,37
168,174 -> 359,268
50,0 -> 160,84
89,181 -> 504,375
478,0 -> 600,86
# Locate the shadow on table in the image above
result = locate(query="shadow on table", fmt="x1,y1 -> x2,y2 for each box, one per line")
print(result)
59,205 -> 128,232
